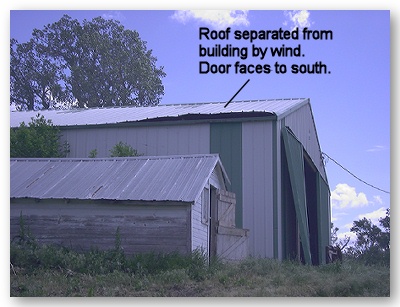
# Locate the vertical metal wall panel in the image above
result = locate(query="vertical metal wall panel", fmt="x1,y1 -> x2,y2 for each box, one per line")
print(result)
317,173 -> 331,264
242,121 -> 274,258
210,122 -> 243,228
283,103 -> 327,182
60,123 -> 210,158
83,128 -> 101,157
273,121 -> 283,260
282,127 -> 312,265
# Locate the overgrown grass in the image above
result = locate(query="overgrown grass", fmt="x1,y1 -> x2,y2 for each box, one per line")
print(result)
10,240 -> 210,279
10,241 -> 390,297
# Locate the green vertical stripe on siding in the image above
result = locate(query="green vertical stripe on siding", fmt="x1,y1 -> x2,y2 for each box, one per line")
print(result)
273,122 -> 278,259
317,174 -> 331,264
210,122 -> 243,228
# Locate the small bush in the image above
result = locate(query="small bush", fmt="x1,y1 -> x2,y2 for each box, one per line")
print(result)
88,149 -> 98,158
109,141 -> 141,157
10,114 -> 70,158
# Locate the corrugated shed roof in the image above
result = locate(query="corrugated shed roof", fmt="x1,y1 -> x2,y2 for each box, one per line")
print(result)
10,154 -> 229,203
10,98 -> 308,128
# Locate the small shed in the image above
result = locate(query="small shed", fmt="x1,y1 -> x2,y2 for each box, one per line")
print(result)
10,154 -> 249,261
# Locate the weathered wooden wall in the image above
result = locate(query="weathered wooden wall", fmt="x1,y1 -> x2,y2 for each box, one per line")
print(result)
10,199 -> 191,255
191,191 -> 208,252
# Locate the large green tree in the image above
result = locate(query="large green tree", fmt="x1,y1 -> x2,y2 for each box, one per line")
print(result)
10,39 -> 67,110
10,15 -> 166,110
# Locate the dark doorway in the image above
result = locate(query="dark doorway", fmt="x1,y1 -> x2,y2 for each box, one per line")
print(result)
304,154 -> 319,265
281,149 -> 299,262
281,127 -> 327,265
209,186 -> 218,259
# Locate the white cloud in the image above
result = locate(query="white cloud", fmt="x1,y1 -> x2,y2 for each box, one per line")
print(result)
102,11 -> 125,22
330,211 -> 349,225
331,183 -> 369,209
343,222 -> 354,230
358,207 -> 387,224
366,145 -> 386,152
337,231 -> 356,243
171,10 -> 249,29
373,195 -> 383,205
284,10 -> 312,31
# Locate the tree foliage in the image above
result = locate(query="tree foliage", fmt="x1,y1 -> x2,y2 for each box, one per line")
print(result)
10,114 -> 69,158
10,15 -> 166,110
347,208 -> 390,265
330,222 -> 350,251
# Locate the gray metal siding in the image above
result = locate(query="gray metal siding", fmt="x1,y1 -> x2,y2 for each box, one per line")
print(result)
242,121 -> 274,258
60,123 -> 210,158
272,121 -> 282,260
282,102 -> 327,182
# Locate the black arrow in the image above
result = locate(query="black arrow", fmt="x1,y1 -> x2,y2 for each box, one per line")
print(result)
224,79 -> 250,108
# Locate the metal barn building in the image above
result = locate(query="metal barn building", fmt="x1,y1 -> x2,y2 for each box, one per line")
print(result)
10,98 -> 331,264
10,155 -> 249,261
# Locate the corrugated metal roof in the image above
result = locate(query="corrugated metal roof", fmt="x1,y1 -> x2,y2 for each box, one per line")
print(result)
10,98 -> 308,128
10,154 -> 229,203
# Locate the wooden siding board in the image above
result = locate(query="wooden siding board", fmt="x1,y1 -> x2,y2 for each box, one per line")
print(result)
242,121 -> 274,258
191,194 -> 208,252
11,200 -> 191,255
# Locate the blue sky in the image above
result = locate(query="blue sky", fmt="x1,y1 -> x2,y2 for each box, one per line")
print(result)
8,8 -> 392,244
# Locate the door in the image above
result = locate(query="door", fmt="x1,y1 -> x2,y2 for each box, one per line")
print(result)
282,126 -> 312,265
